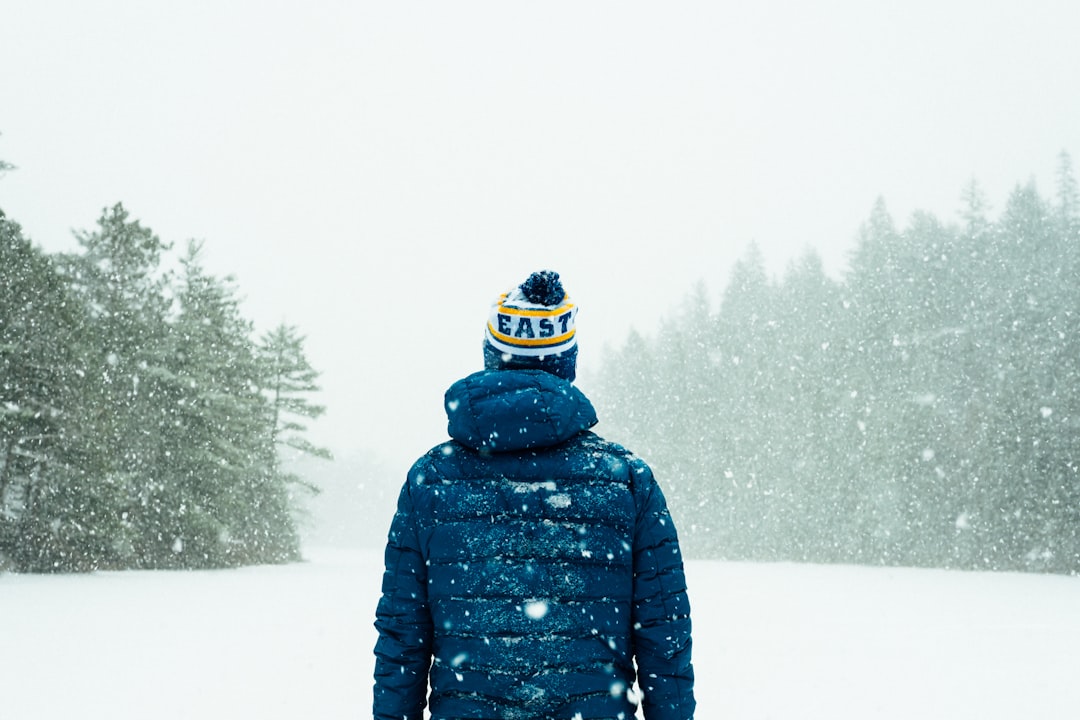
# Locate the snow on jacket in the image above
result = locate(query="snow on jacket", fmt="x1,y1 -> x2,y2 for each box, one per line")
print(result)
374,369 -> 695,720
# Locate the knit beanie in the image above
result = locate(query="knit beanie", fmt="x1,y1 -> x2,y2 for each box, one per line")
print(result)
483,270 -> 578,382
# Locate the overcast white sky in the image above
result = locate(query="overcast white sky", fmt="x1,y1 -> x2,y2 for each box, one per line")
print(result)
2,1 -> 1079,469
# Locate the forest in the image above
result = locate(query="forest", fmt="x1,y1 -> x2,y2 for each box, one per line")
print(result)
594,152 -> 1080,575
0,203 -> 328,572
4,155 -> 1079,576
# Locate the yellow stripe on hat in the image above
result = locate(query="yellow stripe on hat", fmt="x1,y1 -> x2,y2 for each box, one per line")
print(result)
487,323 -> 576,347
498,303 -> 576,317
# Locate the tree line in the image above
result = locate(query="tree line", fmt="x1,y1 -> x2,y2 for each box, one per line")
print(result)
594,153 -> 1080,574
0,203 -> 328,572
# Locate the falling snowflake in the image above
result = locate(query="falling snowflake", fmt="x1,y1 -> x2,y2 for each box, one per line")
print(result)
524,600 -> 549,620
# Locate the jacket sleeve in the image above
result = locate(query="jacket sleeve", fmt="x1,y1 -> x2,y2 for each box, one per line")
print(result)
373,475 -> 433,720
631,462 -> 695,720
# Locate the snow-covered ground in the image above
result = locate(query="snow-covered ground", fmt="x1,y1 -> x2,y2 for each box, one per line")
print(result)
2,547 -> 1078,719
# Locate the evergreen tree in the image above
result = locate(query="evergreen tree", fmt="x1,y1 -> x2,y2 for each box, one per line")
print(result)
990,181 -> 1080,571
62,204 -> 173,481
883,210 -> 970,566
1,212 -> 63,566
772,249 -> 846,561
256,323 -> 331,538
154,241 -> 299,567
0,211 -> 116,571
837,198 -> 924,564
944,178 -> 1011,568
650,282 -> 721,554
259,324 -> 331,472
711,243 -> 786,559
1050,151 -> 1080,572
592,328 -> 661,455
45,204 -> 175,570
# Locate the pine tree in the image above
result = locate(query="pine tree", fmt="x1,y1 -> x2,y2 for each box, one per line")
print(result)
256,323 -> 330,544
44,204 -> 175,570
259,324 -> 331,472
0,212 -> 62,565
592,328 -> 661,452
649,282 -> 720,555
992,178 -> 1080,571
154,241 -> 298,567
836,198 -> 915,563
711,243 -> 786,559
0,211 -> 109,571
62,204 -> 173,481
773,249 -> 846,561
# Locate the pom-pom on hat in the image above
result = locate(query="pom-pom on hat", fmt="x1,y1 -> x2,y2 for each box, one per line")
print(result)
484,270 -> 578,381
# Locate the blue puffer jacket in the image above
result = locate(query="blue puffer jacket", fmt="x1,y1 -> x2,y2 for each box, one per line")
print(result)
374,370 -> 694,720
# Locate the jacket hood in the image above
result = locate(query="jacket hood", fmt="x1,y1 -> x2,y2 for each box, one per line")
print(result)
444,369 -> 598,453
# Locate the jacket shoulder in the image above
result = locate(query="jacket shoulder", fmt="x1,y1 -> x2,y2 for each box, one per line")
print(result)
405,431 -> 651,491
574,431 -> 656,486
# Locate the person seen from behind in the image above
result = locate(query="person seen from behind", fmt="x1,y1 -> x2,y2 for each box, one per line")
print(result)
373,270 -> 695,720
